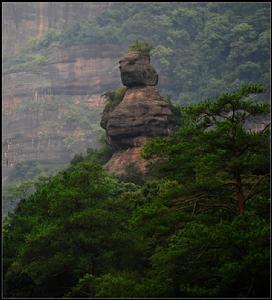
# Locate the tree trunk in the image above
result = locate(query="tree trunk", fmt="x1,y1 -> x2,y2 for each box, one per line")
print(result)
235,173 -> 245,214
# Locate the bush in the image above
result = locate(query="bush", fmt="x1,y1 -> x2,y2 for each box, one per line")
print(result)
34,30 -> 60,50
128,40 -> 154,56
101,86 -> 127,129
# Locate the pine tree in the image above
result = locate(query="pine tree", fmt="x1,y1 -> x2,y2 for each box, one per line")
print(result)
142,84 -> 270,215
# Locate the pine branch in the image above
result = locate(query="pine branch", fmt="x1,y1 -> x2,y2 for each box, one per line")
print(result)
259,122 -> 271,133
245,173 -> 270,201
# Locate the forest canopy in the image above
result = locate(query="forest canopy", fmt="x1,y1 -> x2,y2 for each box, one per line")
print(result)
3,84 -> 270,298
3,2 -> 270,104
2,2 -> 270,298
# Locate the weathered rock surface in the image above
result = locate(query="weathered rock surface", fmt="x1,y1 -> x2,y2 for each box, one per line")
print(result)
119,52 -> 158,87
2,3 -> 168,185
2,43 -> 123,183
2,2 -> 111,58
2,3 -> 124,185
104,146 -> 149,175
106,86 -> 176,149
103,51 -> 176,174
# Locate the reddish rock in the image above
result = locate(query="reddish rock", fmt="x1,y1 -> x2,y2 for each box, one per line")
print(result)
2,3 -> 122,184
2,2 -> 110,58
103,51 -> 176,175
104,146 -> 149,175
106,86 -> 176,149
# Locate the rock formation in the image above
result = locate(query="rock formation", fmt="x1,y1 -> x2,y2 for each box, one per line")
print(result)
119,52 -> 158,87
105,86 -> 176,149
2,3 -> 166,186
103,50 -> 176,175
2,2 -> 122,185
2,43 -> 123,184
2,2 -> 110,58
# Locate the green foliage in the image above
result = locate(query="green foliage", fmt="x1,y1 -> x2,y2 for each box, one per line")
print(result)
3,160 -> 66,217
93,272 -> 141,298
118,163 -> 145,185
2,3 -> 270,297
4,3 -> 269,103
3,28 -> 270,296
32,54 -> 46,64
3,157 -> 145,297
128,40 -> 153,56
142,84 -> 270,215
104,86 -> 127,111
26,31 -> 59,51
70,153 -> 85,165
164,95 -> 183,125
3,52 -> 47,74
2,180 -> 36,218
101,86 -> 127,129
62,101 -> 103,130
4,93 -> 269,295
70,143 -> 114,166
8,160 -> 56,182
148,211 -> 270,297
18,96 -> 59,113
33,30 -> 60,50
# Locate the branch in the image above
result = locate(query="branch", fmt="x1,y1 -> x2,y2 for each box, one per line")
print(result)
195,245 -> 207,260
191,200 -> 198,217
245,174 -> 270,201
170,205 -> 197,211
172,193 -> 207,205
198,203 -> 236,210
259,122 -> 271,134
197,111 -> 217,124
197,205 -> 237,215
219,181 -> 240,188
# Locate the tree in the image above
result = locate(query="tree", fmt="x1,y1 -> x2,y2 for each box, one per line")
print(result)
142,84 -> 270,215
3,159 -> 142,297
146,211 -> 270,297
3,85 -> 270,297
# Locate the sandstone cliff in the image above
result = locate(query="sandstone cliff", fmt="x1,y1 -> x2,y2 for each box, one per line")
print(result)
2,2 -> 111,58
2,3 -> 123,184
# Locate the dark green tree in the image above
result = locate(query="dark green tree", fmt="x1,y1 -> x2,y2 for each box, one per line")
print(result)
142,84 -> 270,215
3,85 -> 270,298
3,161 -> 138,297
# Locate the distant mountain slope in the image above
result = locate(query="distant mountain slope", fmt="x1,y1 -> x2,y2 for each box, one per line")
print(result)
2,2 -> 270,187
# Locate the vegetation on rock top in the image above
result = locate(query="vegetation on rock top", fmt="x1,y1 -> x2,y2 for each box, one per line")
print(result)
127,40 -> 154,56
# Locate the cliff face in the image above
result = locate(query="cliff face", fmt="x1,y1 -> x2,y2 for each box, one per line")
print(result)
2,2 -> 111,58
2,43 -> 123,182
103,51 -> 176,175
2,2 -> 123,184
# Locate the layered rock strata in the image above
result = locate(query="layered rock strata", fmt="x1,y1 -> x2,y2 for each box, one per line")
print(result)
2,43 -> 122,184
103,51 -> 176,174
2,3 -> 121,185
2,2 -> 111,58
106,86 -> 176,149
